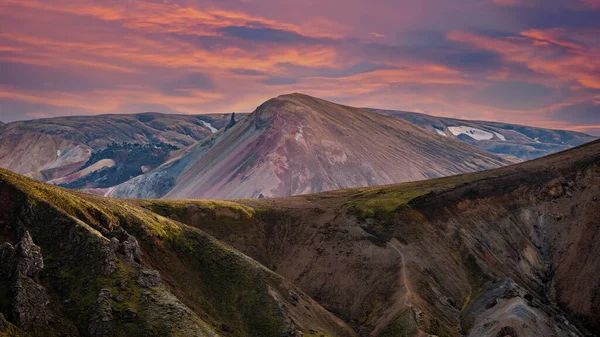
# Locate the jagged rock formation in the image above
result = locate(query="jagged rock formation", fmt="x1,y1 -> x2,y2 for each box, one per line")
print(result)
0,168 -> 355,337
225,112 -> 237,130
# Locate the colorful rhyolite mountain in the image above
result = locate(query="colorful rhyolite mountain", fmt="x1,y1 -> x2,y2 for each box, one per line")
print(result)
1,138 -> 599,336
110,94 -> 511,199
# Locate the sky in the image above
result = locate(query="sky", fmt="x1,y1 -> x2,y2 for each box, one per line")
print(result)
0,0 -> 599,135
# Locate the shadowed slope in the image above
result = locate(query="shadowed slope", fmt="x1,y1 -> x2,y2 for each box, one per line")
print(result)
0,113 -> 231,182
140,140 -> 600,336
0,169 -> 355,337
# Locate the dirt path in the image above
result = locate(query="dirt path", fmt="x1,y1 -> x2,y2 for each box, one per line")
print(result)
388,240 -> 414,308
361,230 -> 425,336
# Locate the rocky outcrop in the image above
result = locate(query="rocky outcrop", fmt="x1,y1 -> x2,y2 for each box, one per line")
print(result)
137,269 -> 162,288
88,288 -> 115,337
225,112 -> 237,130
14,232 -> 44,277
0,232 -> 53,331
463,279 -> 583,337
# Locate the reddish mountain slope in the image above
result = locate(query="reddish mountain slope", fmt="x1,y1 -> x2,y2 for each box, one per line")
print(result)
114,93 -> 510,199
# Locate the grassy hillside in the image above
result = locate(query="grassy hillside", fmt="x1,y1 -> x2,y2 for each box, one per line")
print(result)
0,169 -> 354,337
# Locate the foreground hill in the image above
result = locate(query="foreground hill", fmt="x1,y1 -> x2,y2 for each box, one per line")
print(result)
0,169 -> 354,337
369,108 -> 596,161
111,94 -> 510,199
1,139 -> 599,336
136,139 -> 600,336
0,112 -> 233,184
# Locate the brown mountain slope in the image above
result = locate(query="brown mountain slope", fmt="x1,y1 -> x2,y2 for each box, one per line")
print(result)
139,140 -> 600,336
113,93 -> 510,199
0,168 -> 355,337
0,113 -> 231,182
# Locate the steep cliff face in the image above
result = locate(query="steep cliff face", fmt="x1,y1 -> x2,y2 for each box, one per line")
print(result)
140,140 -> 600,337
0,169 -> 355,337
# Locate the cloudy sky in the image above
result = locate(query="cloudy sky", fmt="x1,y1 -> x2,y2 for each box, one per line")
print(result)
1,0 -> 599,134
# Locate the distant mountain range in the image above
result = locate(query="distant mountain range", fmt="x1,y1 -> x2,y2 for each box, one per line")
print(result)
0,94 -> 595,199
0,112 -> 232,185
369,108 -> 595,161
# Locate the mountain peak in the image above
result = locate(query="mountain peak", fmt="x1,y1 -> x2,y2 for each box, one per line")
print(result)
134,94 -> 510,199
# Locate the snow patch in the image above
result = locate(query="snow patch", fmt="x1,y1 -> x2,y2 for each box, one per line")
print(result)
448,126 -> 494,140
56,150 -> 61,156
200,120 -> 218,133
434,128 -> 447,137
493,132 -> 506,141
295,126 -> 305,143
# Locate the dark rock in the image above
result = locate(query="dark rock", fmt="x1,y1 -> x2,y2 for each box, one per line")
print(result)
119,308 -> 138,322
88,288 -> 114,336
137,269 -> 161,288
120,235 -> 142,264
290,293 -> 299,306
2,233 -> 54,330
115,295 -> 124,303
104,238 -> 119,276
98,288 -> 113,303
108,234 -> 142,266
15,231 -> 44,277
496,326 -> 518,337
13,277 -> 53,329
447,297 -> 457,307
485,299 -> 498,309
225,112 -> 237,130
0,242 -> 17,278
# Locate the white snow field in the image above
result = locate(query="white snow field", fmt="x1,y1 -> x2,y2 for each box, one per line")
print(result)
200,121 -> 218,133
448,126 -> 494,140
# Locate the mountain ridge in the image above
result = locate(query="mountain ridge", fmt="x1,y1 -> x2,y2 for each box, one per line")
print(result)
368,108 -> 597,161
112,93 -> 511,199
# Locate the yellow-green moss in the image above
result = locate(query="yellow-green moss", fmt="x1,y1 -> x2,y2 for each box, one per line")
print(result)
0,322 -> 31,337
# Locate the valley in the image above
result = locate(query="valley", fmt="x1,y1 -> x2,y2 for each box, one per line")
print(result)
1,138 -> 599,336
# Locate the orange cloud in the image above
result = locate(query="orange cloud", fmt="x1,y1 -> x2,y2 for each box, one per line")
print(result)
448,29 -> 600,89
